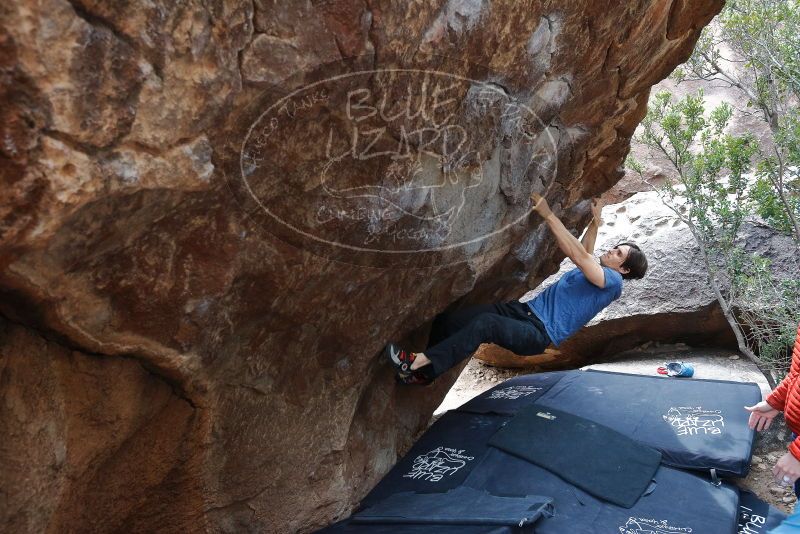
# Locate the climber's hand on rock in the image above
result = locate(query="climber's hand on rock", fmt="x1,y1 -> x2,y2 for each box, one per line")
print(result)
591,198 -> 603,224
745,401 -> 780,431
531,193 -> 553,219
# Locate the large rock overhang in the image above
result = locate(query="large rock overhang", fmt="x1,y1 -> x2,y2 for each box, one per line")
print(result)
0,1 -> 723,532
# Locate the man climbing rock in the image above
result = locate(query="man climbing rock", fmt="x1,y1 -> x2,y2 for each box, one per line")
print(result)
384,193 -> 649,385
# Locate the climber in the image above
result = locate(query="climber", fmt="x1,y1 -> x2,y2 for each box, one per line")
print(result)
745,322 -> 800,534
384,192 -> 648,385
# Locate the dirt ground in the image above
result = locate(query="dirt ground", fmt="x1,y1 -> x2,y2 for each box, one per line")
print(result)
434,358 -> 797,514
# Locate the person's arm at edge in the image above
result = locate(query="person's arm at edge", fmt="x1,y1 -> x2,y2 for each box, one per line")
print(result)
766,374 -> 791,412
769,324 -> 800,484
767,323 -> 800,411
532,193 -> 605,288
745,324 -> 798,434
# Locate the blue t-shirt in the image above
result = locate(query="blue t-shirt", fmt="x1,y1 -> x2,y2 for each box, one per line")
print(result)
527,266 -> 623,347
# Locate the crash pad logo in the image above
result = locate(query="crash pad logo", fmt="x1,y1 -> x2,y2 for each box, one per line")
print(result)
739,505 -> 767,533
403,447 -> 475,482
487,385 -> 542,400
238,64 -> 558,264
662,406 -> 725,437
619,517 -> 692,534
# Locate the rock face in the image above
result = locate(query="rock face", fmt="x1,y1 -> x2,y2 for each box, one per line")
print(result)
476,191 -> 798,369
0,317 -> 206,532
0,1 -> 722,532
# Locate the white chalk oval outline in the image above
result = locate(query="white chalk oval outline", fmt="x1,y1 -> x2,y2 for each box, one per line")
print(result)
239,68 -> 558,254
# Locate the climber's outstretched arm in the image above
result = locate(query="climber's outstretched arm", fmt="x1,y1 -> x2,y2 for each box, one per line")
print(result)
532,193 -> 606,288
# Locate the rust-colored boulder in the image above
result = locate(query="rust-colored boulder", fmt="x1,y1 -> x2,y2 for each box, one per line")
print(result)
0,1 -> 722,532
0,318 -> 207,533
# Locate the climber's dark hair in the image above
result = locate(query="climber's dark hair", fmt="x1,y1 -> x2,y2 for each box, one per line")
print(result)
618,242 -> 647,280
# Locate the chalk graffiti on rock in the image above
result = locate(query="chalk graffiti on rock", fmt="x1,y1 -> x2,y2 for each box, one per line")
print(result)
239,66 -> 558,261
318,83 -> 484,234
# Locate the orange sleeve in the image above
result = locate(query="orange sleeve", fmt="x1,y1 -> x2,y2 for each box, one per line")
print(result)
790,436 -> 800,462
767,378 -> 791,411
766,323 -> 800,411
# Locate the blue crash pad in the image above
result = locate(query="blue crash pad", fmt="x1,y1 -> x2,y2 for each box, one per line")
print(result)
353,486 -> 553,526
455,371 -> 570,415
319,370 -> 761,532
464,448 -> 739,534
536,369 -> 761,477
358,410 -> 509,508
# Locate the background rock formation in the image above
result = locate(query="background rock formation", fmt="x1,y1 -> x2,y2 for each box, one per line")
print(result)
0,1 -> 722,532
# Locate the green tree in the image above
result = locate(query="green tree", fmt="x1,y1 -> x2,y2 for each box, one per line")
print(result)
630,0 -> 800,384
629,90 -> 788,384
673,0 -> 800,243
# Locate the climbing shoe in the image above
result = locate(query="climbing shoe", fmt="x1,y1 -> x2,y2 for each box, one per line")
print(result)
384,342 -> 416,377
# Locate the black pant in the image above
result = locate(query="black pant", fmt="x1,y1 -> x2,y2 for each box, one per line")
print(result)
424,301 -> 551,378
